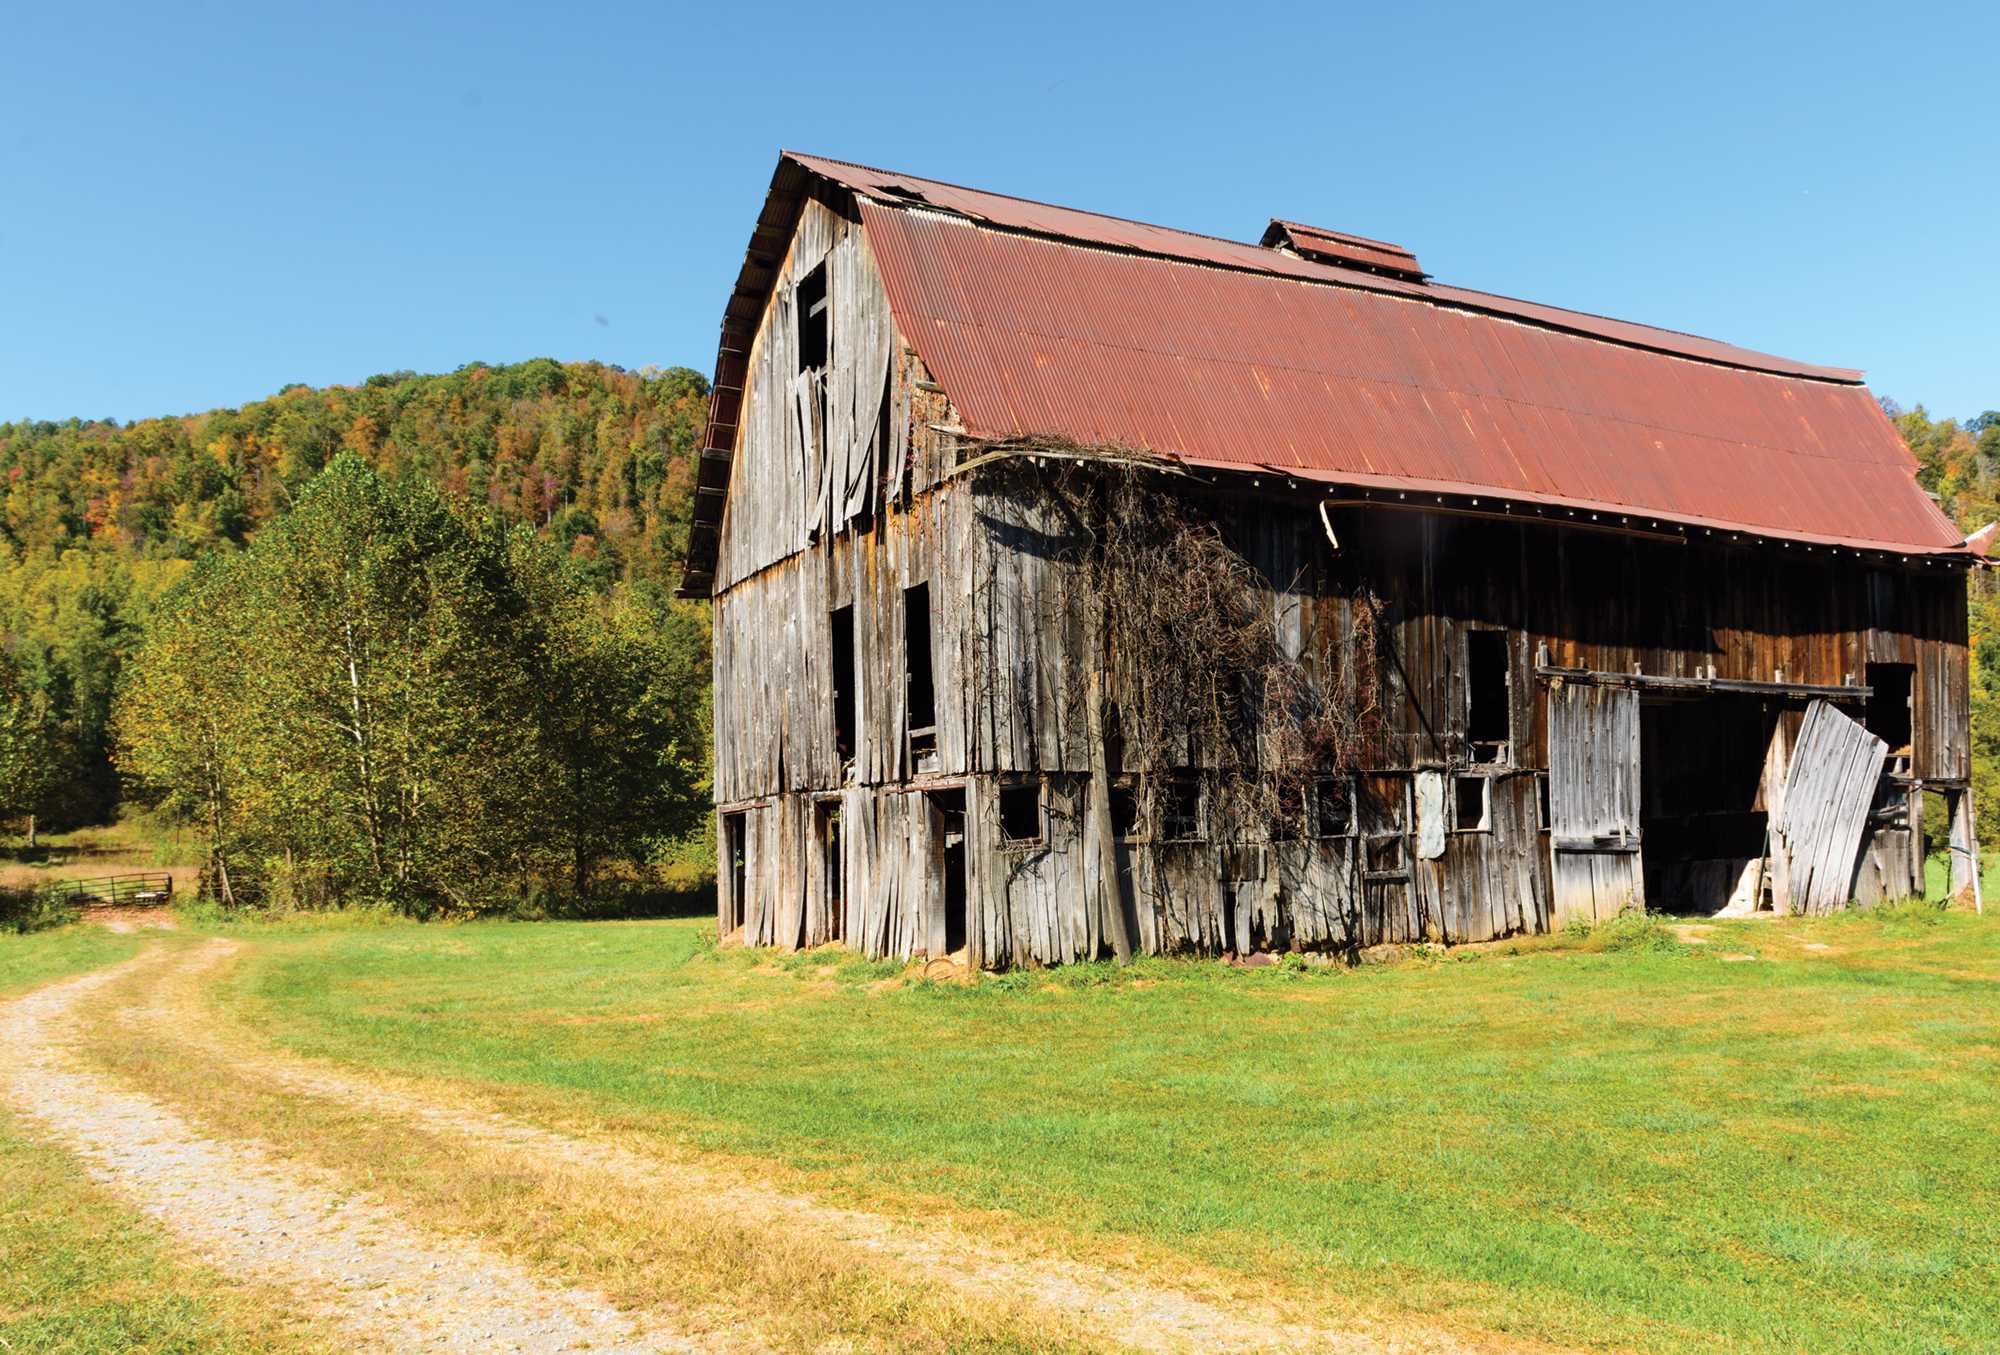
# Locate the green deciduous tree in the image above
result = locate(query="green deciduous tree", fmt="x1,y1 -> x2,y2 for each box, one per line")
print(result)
117,454 -> 704,912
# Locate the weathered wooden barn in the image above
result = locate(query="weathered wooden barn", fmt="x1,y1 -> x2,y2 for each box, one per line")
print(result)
680,151 -> 1980,967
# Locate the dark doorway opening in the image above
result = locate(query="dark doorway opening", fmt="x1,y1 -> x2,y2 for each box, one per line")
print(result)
928,788 -> 968,956
1639,694 -> 1779,914
722,812 -> 747,933
829,605 -> 856,762
816,800 -> 843,942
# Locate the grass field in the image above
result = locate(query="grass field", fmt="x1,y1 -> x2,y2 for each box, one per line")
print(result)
203,905 -> 2000,1355
0,929 -> 325,1355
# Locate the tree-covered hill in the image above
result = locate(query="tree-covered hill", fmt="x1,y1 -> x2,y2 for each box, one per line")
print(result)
0,360 -> 711,828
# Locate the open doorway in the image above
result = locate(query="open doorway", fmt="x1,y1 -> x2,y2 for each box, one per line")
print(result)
1639,695 -> 1780,914
815,799 -> 843,942
722,811 -> 747,933
927,788 -> 969,955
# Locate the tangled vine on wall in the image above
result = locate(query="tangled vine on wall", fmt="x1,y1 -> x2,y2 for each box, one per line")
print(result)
1018,454 -> 1386,837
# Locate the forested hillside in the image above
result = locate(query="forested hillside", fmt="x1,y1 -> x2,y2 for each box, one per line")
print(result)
0,360 -> 711,832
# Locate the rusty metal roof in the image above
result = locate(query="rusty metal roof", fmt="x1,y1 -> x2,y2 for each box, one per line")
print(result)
679,153 -> 1967,595
1261,220 -> 1428,282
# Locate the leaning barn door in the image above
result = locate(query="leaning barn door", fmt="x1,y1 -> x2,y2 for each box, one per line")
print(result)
1547,682 -> 1644,927
1769,701 -> 1887,916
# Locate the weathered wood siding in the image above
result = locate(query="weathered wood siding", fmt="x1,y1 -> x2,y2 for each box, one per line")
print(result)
707,190 -> 1969,967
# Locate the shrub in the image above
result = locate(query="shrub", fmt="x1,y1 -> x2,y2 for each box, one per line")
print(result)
0,882 -> 82,935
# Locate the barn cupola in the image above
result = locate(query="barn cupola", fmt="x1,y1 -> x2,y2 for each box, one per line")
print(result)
1261,219 -> 1428,283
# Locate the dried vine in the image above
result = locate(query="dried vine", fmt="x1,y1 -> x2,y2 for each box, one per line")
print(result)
1008,454 -> 1386,838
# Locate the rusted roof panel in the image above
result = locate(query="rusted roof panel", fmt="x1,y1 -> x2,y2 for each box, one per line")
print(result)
1263,219 -> 1427,281
857,200 -> 1963,555
792,151 -> 1865,384
679,151 -> 1966,597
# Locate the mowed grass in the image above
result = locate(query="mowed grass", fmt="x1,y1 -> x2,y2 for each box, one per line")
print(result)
219,909 -> 2000,1355
0,930 -> 325,1354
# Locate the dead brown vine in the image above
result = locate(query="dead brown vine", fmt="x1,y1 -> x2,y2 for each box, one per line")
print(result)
1005,457 -> 1385,840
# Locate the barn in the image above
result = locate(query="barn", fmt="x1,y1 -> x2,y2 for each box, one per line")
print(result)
680,151 -> 1980,967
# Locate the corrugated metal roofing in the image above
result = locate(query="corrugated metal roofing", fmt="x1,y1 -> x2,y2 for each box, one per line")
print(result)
678,152 -> 1968,596
1262,220 -> 1427,281
788,152 -> 1868,384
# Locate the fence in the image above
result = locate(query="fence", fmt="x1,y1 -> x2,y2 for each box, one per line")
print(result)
55,873 -> 175,906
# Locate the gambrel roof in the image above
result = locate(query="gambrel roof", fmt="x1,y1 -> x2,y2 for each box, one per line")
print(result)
680,152 -> 1967,596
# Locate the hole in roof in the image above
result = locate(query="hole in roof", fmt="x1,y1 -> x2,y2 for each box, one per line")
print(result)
877,182 -> 930,203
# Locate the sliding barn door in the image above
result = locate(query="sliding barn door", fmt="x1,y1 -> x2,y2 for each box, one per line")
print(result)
1547,683 -> 1644,927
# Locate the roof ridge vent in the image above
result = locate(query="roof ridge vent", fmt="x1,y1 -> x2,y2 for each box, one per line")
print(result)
1261,219 -> 1427,283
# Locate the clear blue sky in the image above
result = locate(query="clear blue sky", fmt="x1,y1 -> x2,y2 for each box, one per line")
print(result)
2,0 -> 1992,425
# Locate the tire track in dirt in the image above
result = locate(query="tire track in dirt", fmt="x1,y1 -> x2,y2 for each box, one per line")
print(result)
0,955 -> 723,1355
119,937 -> 1554,1355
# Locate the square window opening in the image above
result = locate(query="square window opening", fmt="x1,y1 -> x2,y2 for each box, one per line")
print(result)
999,783 -> 1043,845
1272,782 -> 1304,840
1865,662 -> 1914,755
1453,775 -> 1490,832
1314,777 -> 1352,838
796,262 -> 829,372
1108,782 -> 1141,839
1161,775 -> 1203,841
1366,835 -> 1406,874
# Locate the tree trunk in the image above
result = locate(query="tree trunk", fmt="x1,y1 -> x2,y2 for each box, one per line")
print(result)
206,762 -> 235,907
24,813 -> 35,850
342,616 -> 386,878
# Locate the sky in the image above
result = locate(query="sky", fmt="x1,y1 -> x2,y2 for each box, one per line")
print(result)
1,0 -> 1993,425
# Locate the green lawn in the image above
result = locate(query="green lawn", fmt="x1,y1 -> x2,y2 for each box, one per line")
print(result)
1922,850 -> 2000,904
0,929 -> 323,1354
215,908 -> 2000,1355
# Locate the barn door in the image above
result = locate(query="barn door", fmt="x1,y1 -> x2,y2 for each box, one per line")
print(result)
1769,701 -> 1887,915
1547,683 -> 1644,927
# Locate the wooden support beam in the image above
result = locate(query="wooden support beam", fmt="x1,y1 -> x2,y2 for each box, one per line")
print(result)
1535,662 -> 1869,704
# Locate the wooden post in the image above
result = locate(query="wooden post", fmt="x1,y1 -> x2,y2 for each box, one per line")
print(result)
1086,670 -> 1133,964
1949,788 -> 1982,914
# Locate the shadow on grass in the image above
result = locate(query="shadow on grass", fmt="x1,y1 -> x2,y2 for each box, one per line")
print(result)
516,880 -> 718,922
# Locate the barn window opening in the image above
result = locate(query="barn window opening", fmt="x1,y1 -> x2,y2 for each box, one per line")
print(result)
1453,775 -> 1490,832
816,801 -> 843,941
829,605 -> 856,762
1314,777 -> 1352,838
999,783 -> 1043,845
1536,773 -> 1550,831
1366,835 -> 1406,873
1466,630 -> 1509,763
1272,782 -> 1304,839
904,584 -> 936,755
1161,775 -> 1203,841
1358,773 -> 1410,878
1865,662 -> 1914,759
1107,782 -> 1142,839
722,811 -> 747,934
796,261 -> 829,372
